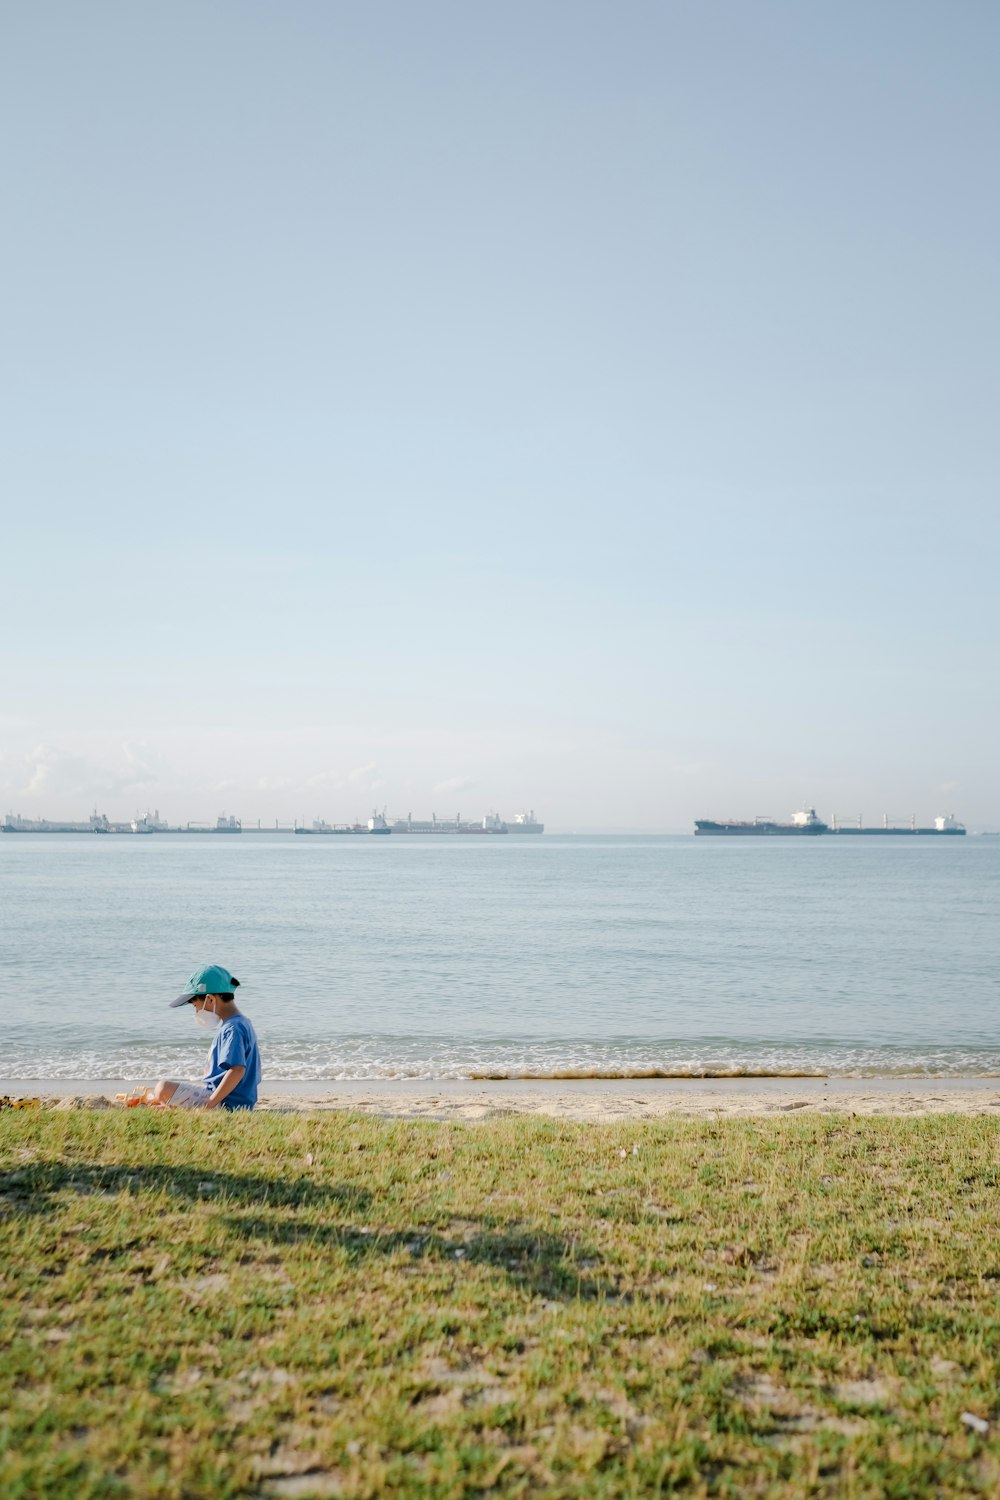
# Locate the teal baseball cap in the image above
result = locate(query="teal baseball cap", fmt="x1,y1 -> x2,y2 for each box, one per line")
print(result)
170,964 -> 241,1007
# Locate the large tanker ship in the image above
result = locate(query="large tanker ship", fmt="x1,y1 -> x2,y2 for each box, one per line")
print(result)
695,808 -> 965,837
695,807 -> 828,836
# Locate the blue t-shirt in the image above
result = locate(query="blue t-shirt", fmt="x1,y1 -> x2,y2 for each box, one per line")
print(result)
203,1014 -> 261,1110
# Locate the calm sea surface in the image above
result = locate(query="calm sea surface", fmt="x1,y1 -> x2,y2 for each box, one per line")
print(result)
2,833 -> 998,1080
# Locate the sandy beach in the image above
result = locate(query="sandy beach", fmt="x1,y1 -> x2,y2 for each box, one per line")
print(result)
7,1075 -> 1000,1120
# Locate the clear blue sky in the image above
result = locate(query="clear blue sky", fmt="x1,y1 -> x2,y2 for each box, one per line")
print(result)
2,2 -> 997,829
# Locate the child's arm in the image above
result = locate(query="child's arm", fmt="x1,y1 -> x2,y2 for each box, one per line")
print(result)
204,1065 -> 246,1109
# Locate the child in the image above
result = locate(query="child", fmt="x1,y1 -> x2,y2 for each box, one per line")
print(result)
151,964 -> 261,1110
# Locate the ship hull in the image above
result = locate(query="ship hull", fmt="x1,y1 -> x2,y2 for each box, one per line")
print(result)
829,828 -> 966,836
2,823 -> 108,834
392,827 -> 508,835
695,822 -> 966,837
294,828 -> 392,835
695,822 -> 826,836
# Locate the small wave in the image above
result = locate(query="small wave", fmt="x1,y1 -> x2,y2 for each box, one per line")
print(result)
468,1068 -> 829,1080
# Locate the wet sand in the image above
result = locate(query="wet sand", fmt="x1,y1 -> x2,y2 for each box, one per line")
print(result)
5,1076 -> 1000,1120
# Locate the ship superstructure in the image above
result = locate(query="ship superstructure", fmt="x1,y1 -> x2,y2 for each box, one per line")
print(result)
130,809 -> 168,834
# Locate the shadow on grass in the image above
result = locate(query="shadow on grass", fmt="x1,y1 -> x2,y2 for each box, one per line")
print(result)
0,1162 -> 371,1215
224,1213 -> 614,1300
0,1164 -> 611,1301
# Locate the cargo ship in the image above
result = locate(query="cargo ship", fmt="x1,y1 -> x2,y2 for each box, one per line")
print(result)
828,813 -> 966,835
2,811 -> 241,834
695,807 -> 966,836
392,812 -> 509,834
295,811 -> 392,835
507,810 -> 544,834
2,811 -> 112,834
171,815 -> 242,833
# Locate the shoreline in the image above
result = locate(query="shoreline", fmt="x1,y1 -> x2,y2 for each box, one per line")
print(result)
5,1075 -> 1000,1119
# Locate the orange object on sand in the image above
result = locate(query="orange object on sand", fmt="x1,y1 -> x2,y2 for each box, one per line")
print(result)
115,1088 -> 156,1107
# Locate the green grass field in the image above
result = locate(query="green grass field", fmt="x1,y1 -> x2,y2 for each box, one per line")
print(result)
2,1110 -> 999,1498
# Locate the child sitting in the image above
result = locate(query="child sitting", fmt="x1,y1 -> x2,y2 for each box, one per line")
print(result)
151,964 -> 261,1110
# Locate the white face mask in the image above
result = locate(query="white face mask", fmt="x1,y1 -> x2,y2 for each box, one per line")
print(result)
195,1002 -> 222,1031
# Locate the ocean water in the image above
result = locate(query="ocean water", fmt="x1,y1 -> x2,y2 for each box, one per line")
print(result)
1,833 -> 998,1081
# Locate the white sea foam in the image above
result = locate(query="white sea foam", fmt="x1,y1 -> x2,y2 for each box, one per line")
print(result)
4,1039 -> 999,1081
